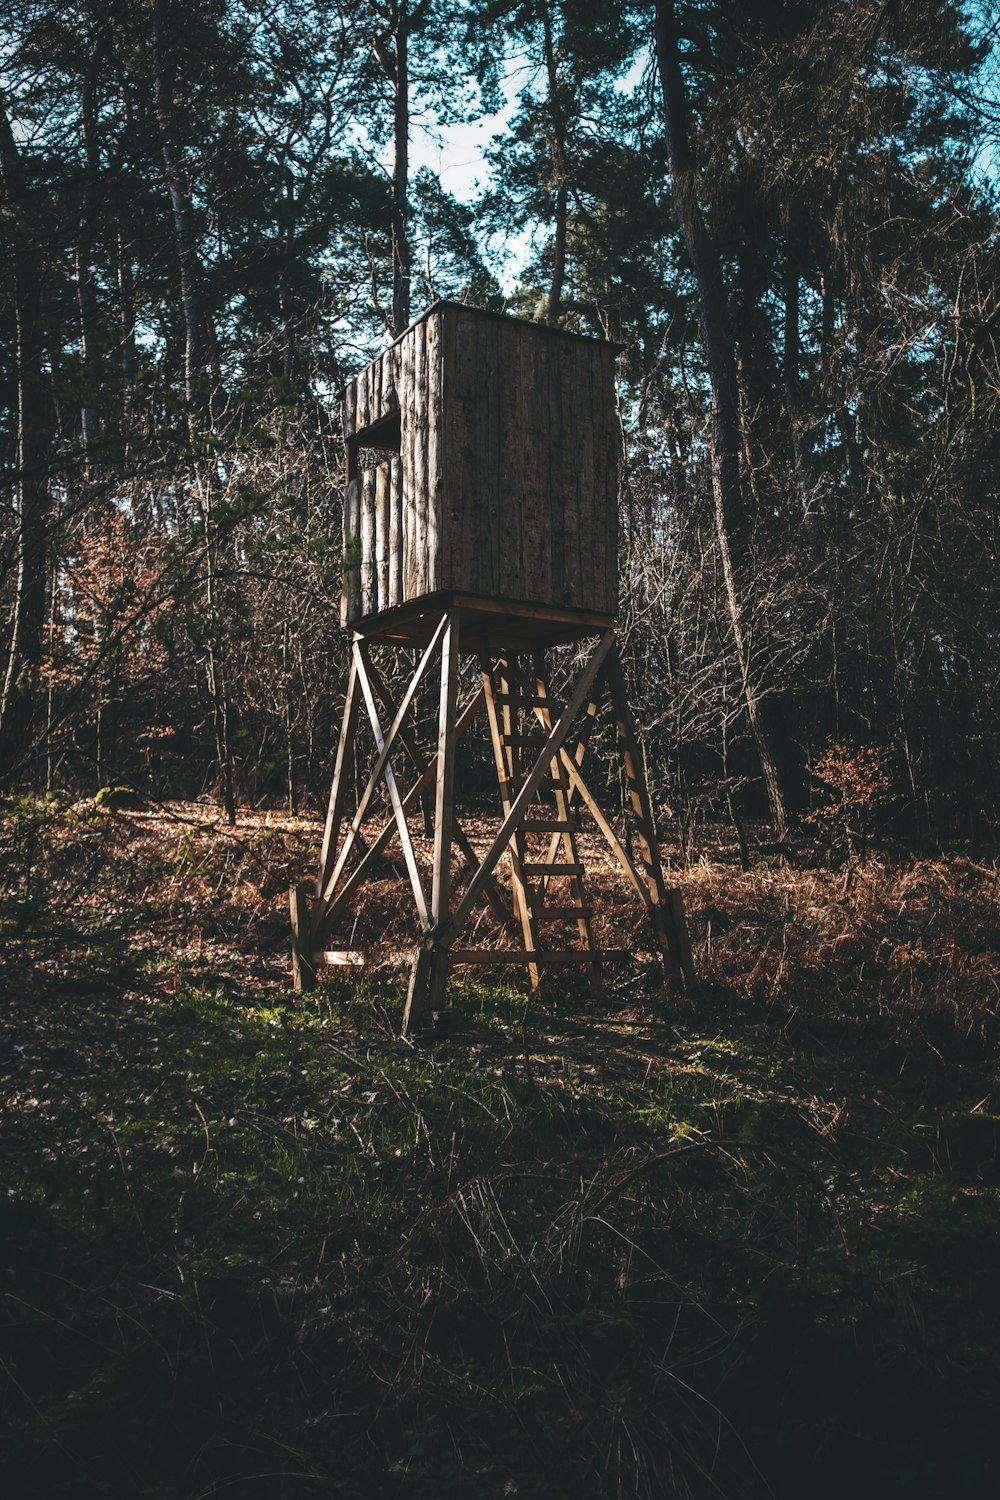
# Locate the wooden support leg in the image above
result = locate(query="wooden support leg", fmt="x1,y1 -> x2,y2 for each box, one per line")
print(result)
309,661 -> 361,955
314,613 -> 449,924
428,611 -> 461,1013
289,887 -> 315,992
356,640 -> 431,930
314,657 -> 361,910
403,946 -> 433,1033
402,611 -> 461,1035
402,939 -> 455,1035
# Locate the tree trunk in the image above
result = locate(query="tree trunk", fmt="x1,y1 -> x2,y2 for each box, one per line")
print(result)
76,67 -> 102,465
392,6 -> 410,335
654,0 -> 788,834
198,472 -> 237,826
783,252 -> 819,544
282,619 -> 296,813
116,87 -> 139,435
151,0 -> 207,418
45,566 -> 58,793
0,91 -> 52,773
279,170 -> 297,380
542,3 -> 567,324
116,227 -> 138,426
370,1 -> 411,335
548,183 -> 567,324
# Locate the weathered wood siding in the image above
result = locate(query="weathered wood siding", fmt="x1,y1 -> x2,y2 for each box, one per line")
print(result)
341,301 -> 619,625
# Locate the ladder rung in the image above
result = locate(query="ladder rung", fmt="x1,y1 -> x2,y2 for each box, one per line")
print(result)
495,693 -> 551,707
521,862 -> 584,876
451,948 -> 627,964
527,906 -> 592,920
499,733 -> 545,747
522,819 -> 573,832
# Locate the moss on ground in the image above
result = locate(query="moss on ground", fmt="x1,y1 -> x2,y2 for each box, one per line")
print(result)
2,801 -> 999,1498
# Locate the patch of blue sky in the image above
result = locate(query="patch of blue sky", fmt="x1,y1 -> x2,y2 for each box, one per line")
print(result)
407,40 -> 650,294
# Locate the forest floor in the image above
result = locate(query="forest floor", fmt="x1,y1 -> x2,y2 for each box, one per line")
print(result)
2,795 -> 999,1499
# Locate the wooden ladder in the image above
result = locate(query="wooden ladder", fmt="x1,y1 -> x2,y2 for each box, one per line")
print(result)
482,654 -> 600,993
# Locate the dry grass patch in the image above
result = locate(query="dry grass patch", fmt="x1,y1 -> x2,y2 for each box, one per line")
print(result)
2,799 -> 999,1499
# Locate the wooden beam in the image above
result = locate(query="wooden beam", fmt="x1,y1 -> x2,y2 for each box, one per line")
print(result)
314,686 -> 485,937
520,862 -> 584,876
449,948 -> 635,964
355,642 -> 431,931
406,609 -> 462,1029
309,946 -> 644,968
526,672 -> 647,906
444,629 -> 616,945
352,588 -> 615,648
507,656 -> 546,988
314,657 -> 361,904
431,613 -> 460,927
361,654 -> 513,927
289,887 -> 315,991
405,946 -> 433,1029
540,688 -> 598,868
524,905 -> 592,920
530,660 -> 599,993
316,612 -> 448,913
553,745 -> 650,907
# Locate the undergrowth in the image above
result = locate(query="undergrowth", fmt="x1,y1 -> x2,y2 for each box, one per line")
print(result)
1,798 -> 999,1498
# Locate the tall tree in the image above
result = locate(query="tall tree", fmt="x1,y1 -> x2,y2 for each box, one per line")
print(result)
481,0 -> 635,329
369,0 -> 416,334
150,0 -> 214,420
0,89 -> 52,769
654,0 -> 789,832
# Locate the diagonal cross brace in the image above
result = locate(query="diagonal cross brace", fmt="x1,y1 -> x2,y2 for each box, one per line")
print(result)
355,643 -> 431,931
528,659 -> 651,909
315,654 -> 361,900
315,611 -> 448,916
311,686 -> 486,942
361,653 -> 514,929
442,629 -> 616,947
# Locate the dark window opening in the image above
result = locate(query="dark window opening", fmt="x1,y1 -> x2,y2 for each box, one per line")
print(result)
349,410 -> 401,478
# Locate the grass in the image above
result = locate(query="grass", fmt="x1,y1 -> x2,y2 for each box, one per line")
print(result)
1,797 -> 1000,1497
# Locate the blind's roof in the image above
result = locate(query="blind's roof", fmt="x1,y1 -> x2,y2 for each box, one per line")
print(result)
350,298 -> 625,374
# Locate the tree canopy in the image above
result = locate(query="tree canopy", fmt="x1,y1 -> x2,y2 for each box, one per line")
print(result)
1,0 -> 997,846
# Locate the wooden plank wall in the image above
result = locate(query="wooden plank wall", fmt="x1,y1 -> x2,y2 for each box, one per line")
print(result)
437,305 -> 618,616
342,303 -> 618,624
353,458 -> 404,618
342,333 -> 408,623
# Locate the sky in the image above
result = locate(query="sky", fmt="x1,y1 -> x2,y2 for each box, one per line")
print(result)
404,47 -> 649,293
406,50 -> 530,292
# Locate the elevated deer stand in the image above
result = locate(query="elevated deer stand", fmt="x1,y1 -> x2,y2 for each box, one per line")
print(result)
289,302 -> 694,1032
291,594 -> 693,1033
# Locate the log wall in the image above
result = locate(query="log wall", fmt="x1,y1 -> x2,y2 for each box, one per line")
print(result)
341,302 -> 619,625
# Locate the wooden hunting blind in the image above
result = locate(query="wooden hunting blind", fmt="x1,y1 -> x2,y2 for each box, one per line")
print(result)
291,302 -> 693,1032
341,300 -> 619,625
